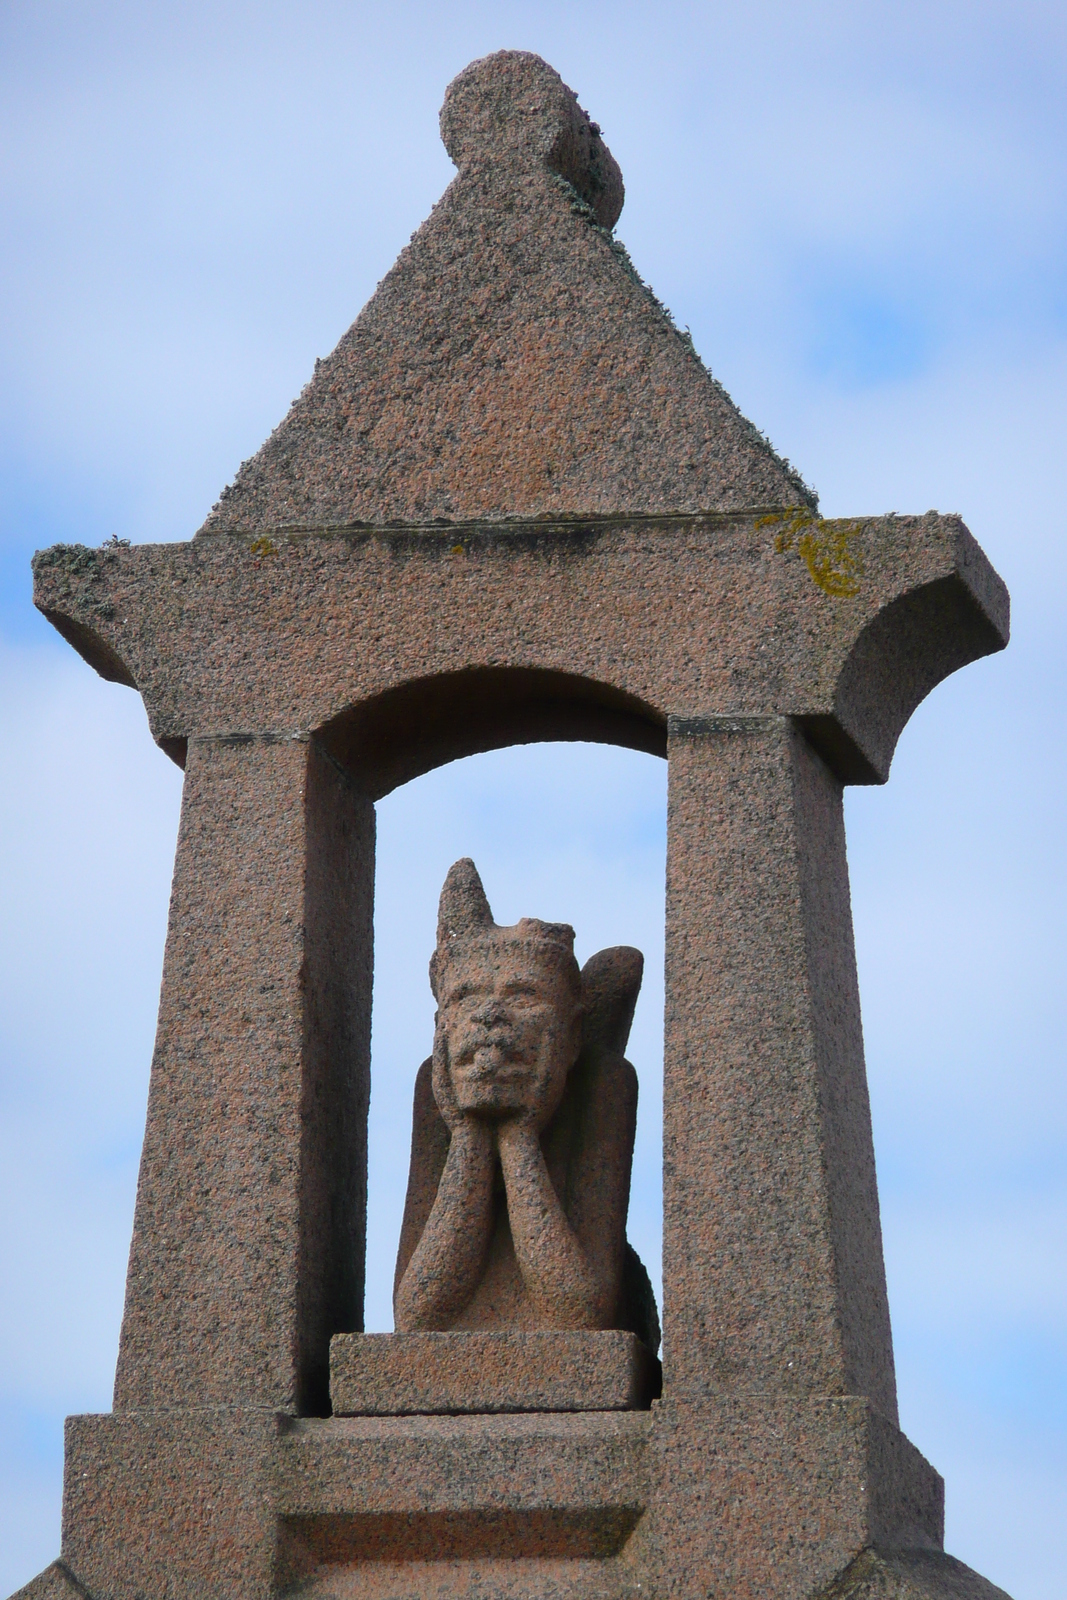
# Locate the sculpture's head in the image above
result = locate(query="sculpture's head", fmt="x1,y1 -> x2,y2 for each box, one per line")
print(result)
430,858 -> 582,1122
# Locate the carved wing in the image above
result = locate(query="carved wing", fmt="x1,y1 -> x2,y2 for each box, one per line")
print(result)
579,946 -> 643,1057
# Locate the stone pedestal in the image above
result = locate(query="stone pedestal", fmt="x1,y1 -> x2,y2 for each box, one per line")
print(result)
329,1331 -> 656,1416
53,1397 -> 948,1600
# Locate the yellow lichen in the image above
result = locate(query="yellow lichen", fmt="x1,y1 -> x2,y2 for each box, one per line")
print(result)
249,536 -> 277,558
758,508 -> 865,598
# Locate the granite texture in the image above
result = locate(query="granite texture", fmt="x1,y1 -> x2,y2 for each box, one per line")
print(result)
329,1331 -> 654,1415
393,861 -> 652,1344
59,1406 -> 650,1599
61,1409 -> 282,1600
15,46 -> 1015,1600
33,511 -> 1007,791
814,1548 -> 1014,1599
663,716 -> 897,1420
642,1396 -> 944,1600
112,735 -> 373,1415
46,1401 -> 952,1599
9,1565 -> 90,1600
276,1409 -> 649,1598
440,50 -> 625,230
197,51 -> 809,532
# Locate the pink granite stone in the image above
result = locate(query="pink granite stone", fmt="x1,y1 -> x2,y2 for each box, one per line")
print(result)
329,1331 -> 654,1416
392,861 -> 655,1356
14,47 -> 1013,1600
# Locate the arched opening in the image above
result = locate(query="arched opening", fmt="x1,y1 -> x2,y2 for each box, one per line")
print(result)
360,740 -> 667,1334
318,665 -> 667,800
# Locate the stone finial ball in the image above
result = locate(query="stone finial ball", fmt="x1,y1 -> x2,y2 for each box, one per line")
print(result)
440,50 -> 624,230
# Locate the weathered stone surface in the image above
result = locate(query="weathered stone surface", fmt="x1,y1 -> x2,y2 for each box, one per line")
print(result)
663,715 -> 898,1420
196,50 -> 809,534
33,511 -> 1006,791
16,45 -> 1015,1600
330,1331 -> 654,1415
277,1410 -> 649,1598
814,1547 -> 1014,1599
110,737 -> 373,1417
61,1409 -> 282,1600
280,1538 -> 640,1600
276,1409 -> 651,1517
439,50 -> 625,230
393,861 -> 651,1343
10,1564 -> 91,1600
642,1397 -> 944,1600
48,1399 -> 948,1599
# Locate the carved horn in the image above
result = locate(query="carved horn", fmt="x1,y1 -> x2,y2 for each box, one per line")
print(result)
437,857 -> 495,943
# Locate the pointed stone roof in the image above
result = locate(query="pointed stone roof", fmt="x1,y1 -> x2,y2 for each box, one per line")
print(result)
199,51 -> 812,535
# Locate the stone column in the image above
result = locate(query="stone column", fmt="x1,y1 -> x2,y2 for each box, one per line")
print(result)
661,714 -> 896,1420
112,734 -> 374,1416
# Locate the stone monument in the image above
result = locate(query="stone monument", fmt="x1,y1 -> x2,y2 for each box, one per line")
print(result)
14,48 -> 1013,1600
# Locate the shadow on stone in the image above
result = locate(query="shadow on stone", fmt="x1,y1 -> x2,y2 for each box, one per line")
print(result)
10,1564 -> 91,1600
816,1548 -> 1014,1600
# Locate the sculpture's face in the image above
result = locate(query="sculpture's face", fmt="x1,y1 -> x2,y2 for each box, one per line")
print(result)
436,941 -> 581,1122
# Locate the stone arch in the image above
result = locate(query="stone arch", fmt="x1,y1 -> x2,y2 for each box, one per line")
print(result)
317,665 -> 667,799
360,735 -> 669,1337
828,572 -> 1008,783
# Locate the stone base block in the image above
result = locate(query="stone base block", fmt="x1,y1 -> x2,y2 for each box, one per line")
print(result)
278,1410 -> 650,1597
329,1330 -> 656,1416
9,1398 -> 1015,1600
51,1407 -> 648,1600
60,1408 -> 281,1600
642,1395 -> 947,1600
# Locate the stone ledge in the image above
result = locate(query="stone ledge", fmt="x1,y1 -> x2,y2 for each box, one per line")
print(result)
814,1547 -> 1014,1599
51,1402 -> 961,1600
329,1330 -> 655,1416
277,1410 -> 652,1517
9,1562 -> 92,1600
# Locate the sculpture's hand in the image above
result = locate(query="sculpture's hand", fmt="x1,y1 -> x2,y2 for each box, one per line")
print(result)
431,1032 -> 464,1131
496,1117 -> 609,1327
494,1059 -> 557,1134
393,1102 -> 497,1332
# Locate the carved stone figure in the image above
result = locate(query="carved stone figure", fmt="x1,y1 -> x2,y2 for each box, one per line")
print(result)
394,858 -> 659,1351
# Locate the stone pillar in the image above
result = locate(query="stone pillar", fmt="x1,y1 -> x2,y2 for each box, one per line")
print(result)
662,714 -> 896,1420
113,735 -> 374,1416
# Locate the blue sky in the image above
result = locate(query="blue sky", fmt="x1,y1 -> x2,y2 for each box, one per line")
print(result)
1,2 -> 1065,1595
